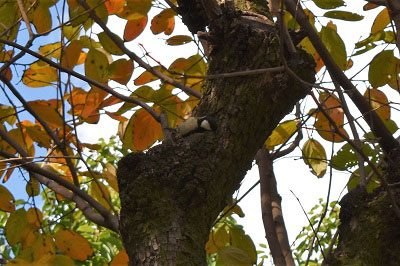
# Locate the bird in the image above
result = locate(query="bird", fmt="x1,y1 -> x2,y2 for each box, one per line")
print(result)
176,116 -> 217,137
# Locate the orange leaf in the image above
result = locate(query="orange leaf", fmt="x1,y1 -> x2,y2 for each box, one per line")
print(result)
0,50 -> 14,62
105,0 -> 125,14
55,229 -> 94,261
27,100 -> 64,128
150,8 -> 176,35
81,86 -> 108,121
111,249 -> 129,265
32,4 -> 52,34
134,66 -> 162,85
132,109 -> 162,151
364,88 -> 390,120
99,95 -> 123,108
61,40 -> 83,69
105,111 -> 128,122
0,185 -> 15,212
108,59 -> 134,84
27,208 -> 43,227
124,16 -> 148,41
116,0 -> 151,20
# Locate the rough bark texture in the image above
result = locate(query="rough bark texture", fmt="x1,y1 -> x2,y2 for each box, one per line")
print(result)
117,2 -> 315,265
325,159 -> 400,266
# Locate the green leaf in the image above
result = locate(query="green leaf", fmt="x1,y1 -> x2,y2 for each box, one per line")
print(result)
85,49 -> 110,83
98,32 -> 124,55
313,0 -> 345,9
368,50 -> 400,88
320,26 -> 347,69
302,139 -> 327,178
323,11 -> 364,21
331,143 -> 376,171
166,35 -> 193,45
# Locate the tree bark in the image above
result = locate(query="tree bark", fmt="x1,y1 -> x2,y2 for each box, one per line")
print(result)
117,2 -> 315,265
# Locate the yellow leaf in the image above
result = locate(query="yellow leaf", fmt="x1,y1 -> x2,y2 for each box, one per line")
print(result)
26,208 -> 43,227
54,229 -> 94,261
39,42 -> 62,60
0,185 -> 15,212
26,177 -> 40,197
27,100 -> 64,128
103,163 -> 119,192
30,234 -> 56,261
302,139 -> 327,178
117,0 -> 151,20
371,8 -> 390,34
98,32 -> 124,55
132,109 -> 162,151
265,120 -> 297,150
89,181 -> 111,210
5,208 -> 29,246
22,64 -> 58,88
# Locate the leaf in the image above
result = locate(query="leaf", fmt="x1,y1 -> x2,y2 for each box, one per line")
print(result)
26,208 -> 43,227
103,163 -> 119,192
368,50 -> 400,89
61,40 -> 83,68
0,105 -> 17,126
107,59 -> 134,84
302,139 -> 327,178
265,120 -> 297,150
166,35 -> 193,45
150,8 -> 176,35
131,109 -> 162,151
331,142 -> 377,171
218,246 -> 253,266
134,66 -> 162,85
26,177 -> 40,197
364,88 -> 390,120
30,234 -> 57,261
230,226 -> 257,263
348,166 -> 380,193
54,229 -> 94,261
5,208 -> 28,246
32,4 -> 52,34
313,0 -> 344,9
80,86 -> 108,123
371,8 -> 390,34
320,25 -> 347,69
85,49 -> 110,83
0,185 -> 15,212
111,249 -> 129,265
22,63 -> 58,88
364,3 -> 379,11
89,181 -> 111,209
27,100 -> 65,128
0,1 -> 20,43
39,42 -> 62,59
105,0 -> 125,14
323,11 -> 364,21
98,32 -> 124,55
124,16 -> 148,41
117,0 -> 152,20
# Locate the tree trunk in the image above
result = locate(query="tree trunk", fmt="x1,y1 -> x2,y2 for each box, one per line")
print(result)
325,159 -> 400,266
117,3 -> 315,265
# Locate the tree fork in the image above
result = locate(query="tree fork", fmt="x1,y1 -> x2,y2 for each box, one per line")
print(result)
117,3 -> 315,265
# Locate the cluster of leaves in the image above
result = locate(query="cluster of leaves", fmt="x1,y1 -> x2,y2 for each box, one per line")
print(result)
293,199 -> 340,265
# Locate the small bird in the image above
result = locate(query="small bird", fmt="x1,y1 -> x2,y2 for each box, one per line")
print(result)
176,116 -> 217,137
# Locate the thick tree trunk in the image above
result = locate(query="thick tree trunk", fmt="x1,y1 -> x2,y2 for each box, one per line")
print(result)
325,159 -> 400,266
117,3 -> 315,265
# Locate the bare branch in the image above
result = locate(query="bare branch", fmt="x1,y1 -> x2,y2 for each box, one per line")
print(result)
16,0 -> 34,39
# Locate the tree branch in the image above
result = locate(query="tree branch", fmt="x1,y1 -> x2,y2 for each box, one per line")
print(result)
282,0 -> 400,155
0,39 -> 161,122
76,0 -> 202,98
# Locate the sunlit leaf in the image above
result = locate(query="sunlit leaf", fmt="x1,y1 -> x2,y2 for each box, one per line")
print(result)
265,120 -> 297,150
364,88 -> 390,120
22,63 -> 58,88
134,66 -> 162,85
131,108 -> 162,151
39,43 -> 61,59
61,40 -> 83,68
54,229 -> 94,261
0,185 -> 15,212
117,0 -> 151,20
105,0 -> 125,14
108,59 -> 134,84
150,8 -> 176,35
371,8 -> 390,34
98,32 -> 124,55
302,139 -> 327,178
124,16 -> 148,41
85,49 -> 110,83
0,105 -> 17,126
27,100 -> 65,128
89,181 -> 111,210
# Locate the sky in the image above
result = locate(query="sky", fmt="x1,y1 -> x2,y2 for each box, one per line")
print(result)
1,0 -> 398,264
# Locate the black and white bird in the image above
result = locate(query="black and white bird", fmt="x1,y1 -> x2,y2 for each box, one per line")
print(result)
176,116 -> 217,137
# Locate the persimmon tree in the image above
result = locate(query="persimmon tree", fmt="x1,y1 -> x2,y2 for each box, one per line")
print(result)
1,0 -> 400,265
